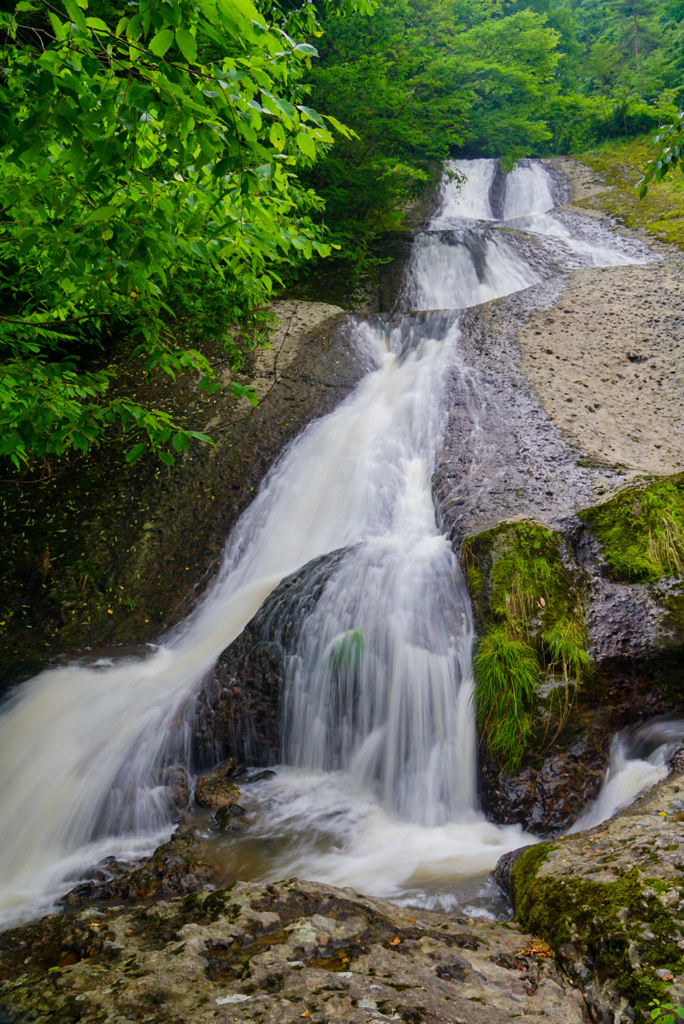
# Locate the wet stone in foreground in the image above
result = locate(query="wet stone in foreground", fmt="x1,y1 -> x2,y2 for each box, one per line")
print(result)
0,878 -> 588,1024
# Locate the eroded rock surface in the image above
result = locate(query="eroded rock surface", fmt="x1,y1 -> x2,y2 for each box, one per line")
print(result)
0,878 -> 589,1024
517,260 -> 684,475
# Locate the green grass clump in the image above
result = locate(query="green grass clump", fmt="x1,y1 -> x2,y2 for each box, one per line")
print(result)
576,135 -> 684,250
473,623 -> 538,768
579,475 -> 684,583
464,520 -> 590,772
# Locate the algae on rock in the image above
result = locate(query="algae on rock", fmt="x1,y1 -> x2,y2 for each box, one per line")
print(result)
579,474 -> 684,584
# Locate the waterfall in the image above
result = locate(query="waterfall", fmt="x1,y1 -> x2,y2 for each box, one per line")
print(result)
0,159 -> 650,927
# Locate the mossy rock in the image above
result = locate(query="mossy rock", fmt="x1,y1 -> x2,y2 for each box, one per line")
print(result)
502,759 -> 684,1020
579,474 -> 684,584
461,518 -> 589,773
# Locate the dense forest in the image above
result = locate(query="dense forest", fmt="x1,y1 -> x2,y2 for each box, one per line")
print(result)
0,0 -> 682,468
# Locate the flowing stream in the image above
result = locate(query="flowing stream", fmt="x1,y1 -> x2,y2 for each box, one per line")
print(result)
0,158 -> 662,929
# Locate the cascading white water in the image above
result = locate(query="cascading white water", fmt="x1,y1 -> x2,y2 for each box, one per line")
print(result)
0,158 -> 654,928
503,159 -> 555,218
570,718 -> 684,833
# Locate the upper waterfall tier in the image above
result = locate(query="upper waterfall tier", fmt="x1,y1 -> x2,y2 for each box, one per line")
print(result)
433,158 -> 555,225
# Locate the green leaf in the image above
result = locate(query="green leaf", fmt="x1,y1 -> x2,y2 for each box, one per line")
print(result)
47,11 -> 67,39
82,207 -> 118,224
175,26 -> 197,63
148,27 -> 175,56
231,381 -> 258,406
296,132 -> 317,160
62,0 -> 88,31
158,450 -> 175,466
269,121 -> 285,151
126,443 -> 147,463
85,16 -> 108,30
172,431 -> 189,451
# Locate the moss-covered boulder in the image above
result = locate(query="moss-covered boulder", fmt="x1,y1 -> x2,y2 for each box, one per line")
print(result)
499,755 -> 684,1024
579,475 -> 684,673
463,480 -> 684,835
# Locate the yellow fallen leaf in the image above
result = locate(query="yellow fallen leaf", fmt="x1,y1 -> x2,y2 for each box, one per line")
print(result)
519,940 -> 553,959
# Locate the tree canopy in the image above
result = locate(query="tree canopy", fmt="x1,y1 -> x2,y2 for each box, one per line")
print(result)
0,0 -> 682,470
0,0 -> 365,467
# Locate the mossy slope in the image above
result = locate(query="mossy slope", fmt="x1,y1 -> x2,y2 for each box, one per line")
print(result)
574,136 -> 684,250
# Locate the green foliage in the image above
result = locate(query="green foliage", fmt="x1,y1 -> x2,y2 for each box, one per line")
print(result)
464,520 -> 590,772
473,623 -> 538,770
651,1000 -> 684,1023
579,476 -> 684,582
299,0 -> 561,257
0,0 -> 361,467
639,112 -> 684,195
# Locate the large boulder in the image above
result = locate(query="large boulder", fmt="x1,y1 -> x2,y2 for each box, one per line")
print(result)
191,547 -> 352,768
462,475 -> 684,835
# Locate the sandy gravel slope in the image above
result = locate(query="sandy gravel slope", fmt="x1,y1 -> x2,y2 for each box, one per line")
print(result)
518,259 -> 684,474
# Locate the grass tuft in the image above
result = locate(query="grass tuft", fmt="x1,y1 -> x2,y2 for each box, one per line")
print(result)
473,623 -> 539,770
464,519 -> 590,773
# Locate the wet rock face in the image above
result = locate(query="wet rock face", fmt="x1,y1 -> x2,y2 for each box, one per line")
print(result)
192,548 -> 351,767
60,830 -> 213,906
461,478 -> 684,835
498,757 -> 684,1024
194,759 -> 242,808
0,878 -> 589,1024
0,302 -> 363,692
480,740 -> 607,836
